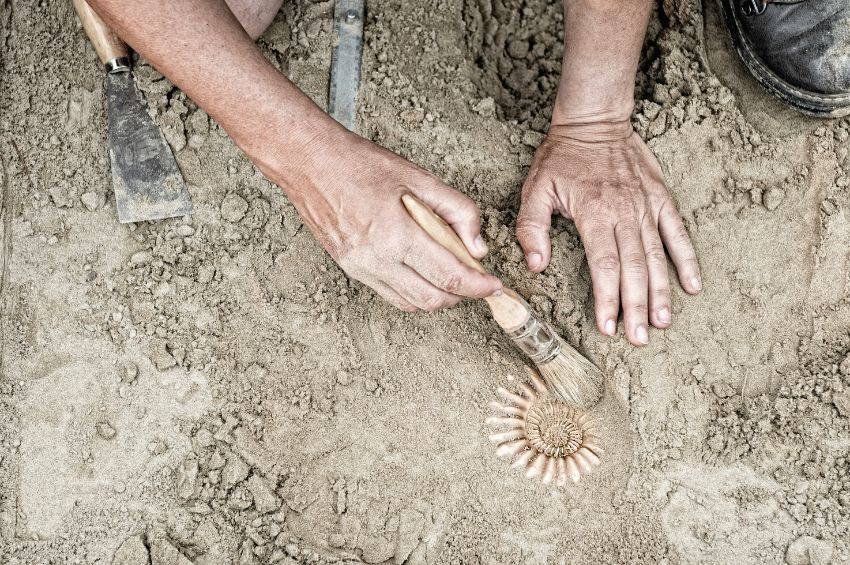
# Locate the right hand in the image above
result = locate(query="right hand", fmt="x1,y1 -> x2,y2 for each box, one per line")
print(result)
273,131 -> 503,312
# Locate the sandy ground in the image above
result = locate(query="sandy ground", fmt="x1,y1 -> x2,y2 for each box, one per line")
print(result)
1,0 -> 849,563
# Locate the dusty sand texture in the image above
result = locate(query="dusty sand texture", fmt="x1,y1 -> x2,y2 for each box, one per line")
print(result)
1,0 -> 849,563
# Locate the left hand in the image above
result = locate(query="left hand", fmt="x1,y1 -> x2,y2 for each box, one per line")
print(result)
516,122 -> 702,346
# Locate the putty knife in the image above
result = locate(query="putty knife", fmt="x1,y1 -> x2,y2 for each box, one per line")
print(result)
329,0 -> 365,131
73,0 -> 193,223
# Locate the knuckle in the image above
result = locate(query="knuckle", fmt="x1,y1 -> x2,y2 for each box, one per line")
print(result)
659,197 -> 679,215
441,273 -> 464,294
515,221 -> 543,240
645,246 -> 667,264
580,222 -> 610,244
580,199 -> 608,223
420,292 -> 447,312
627,302 -> 649,315
622,253 -> 647,273
673,225 -> 692,246
592,254 -> 620,273
652,286 -> 671,299
460,198 -> 480,217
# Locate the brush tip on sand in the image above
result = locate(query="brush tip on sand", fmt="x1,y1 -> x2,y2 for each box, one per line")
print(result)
536,340 -> 604,408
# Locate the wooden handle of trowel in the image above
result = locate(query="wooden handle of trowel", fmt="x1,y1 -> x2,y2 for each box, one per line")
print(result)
401,194 -> 532,330
73,0 -> 129,68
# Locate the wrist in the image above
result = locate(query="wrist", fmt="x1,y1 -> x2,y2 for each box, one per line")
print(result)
233,97 -> 350,201
549,73 -> 635,143
551,90 -> 634,125
552,55 -> 637,130
547,116 -> 633,144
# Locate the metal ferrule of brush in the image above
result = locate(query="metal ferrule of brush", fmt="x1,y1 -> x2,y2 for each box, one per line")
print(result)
105,56 -> 130,74
505,315 -> 562,365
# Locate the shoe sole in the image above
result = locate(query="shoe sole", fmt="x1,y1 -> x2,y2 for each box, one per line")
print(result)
719,0 -> 850,118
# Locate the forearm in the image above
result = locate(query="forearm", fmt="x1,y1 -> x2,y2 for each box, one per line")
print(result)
554,0 -> 653,128
87,0 -> 344,198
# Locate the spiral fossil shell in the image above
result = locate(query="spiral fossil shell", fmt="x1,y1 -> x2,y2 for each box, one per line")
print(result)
486,369 -> 603,485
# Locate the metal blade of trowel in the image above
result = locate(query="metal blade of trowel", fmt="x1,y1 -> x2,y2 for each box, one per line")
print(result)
105,70 -> 192,223
73,0 -> 192,223
329,0 -> 365,131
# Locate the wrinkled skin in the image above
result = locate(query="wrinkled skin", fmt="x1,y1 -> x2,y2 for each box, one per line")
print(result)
516,123 -> 702,346
89,0 -> 701,346
286,133 -> 504,313
89,0 -> 504,315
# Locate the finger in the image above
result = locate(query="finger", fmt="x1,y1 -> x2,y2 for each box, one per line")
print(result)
658,199 -> 702,294
516,177 -> 556,272
577,220 -> 620,337
641,221 -> 672,329
372,280 -> 419,313
614,220 -> 649,346
411,183 -> 489,260
403,231 -> 502,299
386,264 -> 464,312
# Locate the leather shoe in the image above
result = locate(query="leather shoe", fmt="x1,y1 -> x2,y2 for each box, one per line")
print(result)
720,0 -> 850,117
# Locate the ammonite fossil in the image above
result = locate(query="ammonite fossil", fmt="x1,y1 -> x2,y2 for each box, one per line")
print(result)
486,370 -> 603,485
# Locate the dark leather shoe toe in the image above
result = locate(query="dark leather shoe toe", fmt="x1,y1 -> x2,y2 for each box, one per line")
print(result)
720,0 -> 850,117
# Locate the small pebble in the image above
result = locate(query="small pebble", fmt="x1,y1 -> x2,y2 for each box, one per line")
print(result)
328,533 -> 345,548
176,225 -> 195,237
285,544 -> 299,557
221,192 -> 248,222
762,187 -> 785,211
96,421 -> 116,440
80,192 -> 102,211
336,370 -> 352,386
147,440 -> 167,455
472,97 -> 495,116
130,250 -> 152,265
399,108 -> 425,123
120,360 -> 138,384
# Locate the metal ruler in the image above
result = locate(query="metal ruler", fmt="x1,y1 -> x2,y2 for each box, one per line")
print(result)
328,0 -> 365,132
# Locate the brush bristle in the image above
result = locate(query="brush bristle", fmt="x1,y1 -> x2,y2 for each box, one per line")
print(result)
536,338 -> 603,408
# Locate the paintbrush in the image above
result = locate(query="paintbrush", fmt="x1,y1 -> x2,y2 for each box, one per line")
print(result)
402,194 -> 603,408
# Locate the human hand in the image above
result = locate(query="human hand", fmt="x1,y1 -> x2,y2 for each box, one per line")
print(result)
516,122 -> 701,346
275,131 -> 503,312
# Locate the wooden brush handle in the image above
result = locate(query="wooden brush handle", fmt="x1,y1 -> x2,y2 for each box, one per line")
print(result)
401,194 -> 531,330
402,194 -> 488,274
73,0 -> 129,68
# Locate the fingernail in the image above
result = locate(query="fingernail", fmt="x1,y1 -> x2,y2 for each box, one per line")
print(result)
527,252 -> 542,270
658,307 -> 670,324
636,325 -> 649,345
691,276 -> 702,292
490,289 -> 503,297
604,319 -> 616,336
474,235 -> 488,255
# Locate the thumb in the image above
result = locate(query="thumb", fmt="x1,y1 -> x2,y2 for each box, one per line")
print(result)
516,179 -> 555,272
412,184 -> 489,260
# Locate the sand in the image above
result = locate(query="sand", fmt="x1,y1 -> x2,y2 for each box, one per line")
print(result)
1,0 -> 848,563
